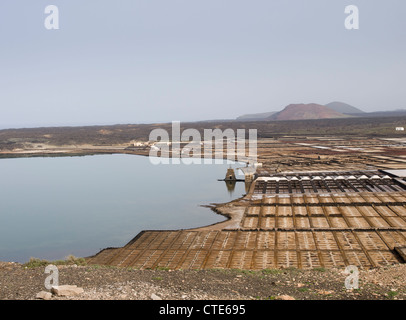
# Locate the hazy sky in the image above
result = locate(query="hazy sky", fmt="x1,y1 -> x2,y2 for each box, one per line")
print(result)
0,0 -> 405,128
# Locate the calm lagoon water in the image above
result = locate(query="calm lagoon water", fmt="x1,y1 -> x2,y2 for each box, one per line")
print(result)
0,154 -> 246,263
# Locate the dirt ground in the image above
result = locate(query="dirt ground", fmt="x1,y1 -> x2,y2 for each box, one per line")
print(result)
0,261 -> 405,300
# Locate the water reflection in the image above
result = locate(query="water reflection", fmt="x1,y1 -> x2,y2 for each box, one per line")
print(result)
222,165 -> 253,197
224,180 -> 236,196
245,180 -> 252,193
224,180 -> 252,196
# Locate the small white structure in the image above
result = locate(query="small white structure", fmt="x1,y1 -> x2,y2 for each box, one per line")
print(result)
396,127 -> 404,131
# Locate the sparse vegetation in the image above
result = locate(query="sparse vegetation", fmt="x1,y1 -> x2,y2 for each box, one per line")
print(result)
387,290 -> 398,299
261,269 -> 284,275
22,255 -> 87,268
155,267 -> 170,271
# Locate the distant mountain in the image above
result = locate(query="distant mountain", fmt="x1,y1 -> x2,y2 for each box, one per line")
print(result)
235,101 -> 357,121
267,103 -> 350,121
234,101 -> 406,122
350,109 -> 406,118
325,101 -> 365,114
236,111 -> 276,121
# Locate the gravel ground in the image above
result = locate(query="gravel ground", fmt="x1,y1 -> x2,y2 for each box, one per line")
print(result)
0,262 -> 405,300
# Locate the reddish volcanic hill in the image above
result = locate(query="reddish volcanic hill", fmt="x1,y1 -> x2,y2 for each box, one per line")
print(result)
268,103 -> 349,121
